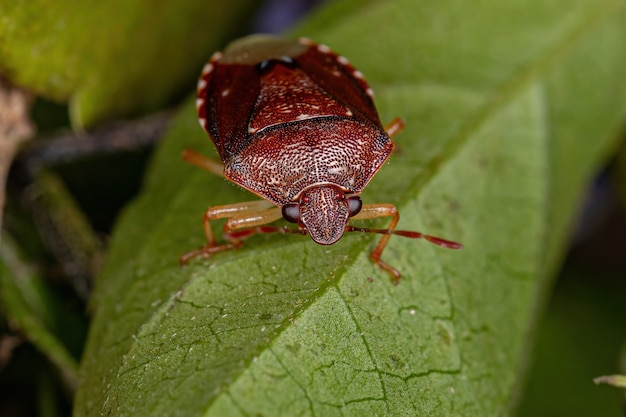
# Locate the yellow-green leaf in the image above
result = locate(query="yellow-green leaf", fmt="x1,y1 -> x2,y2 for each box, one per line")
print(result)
0,0 -> 256,127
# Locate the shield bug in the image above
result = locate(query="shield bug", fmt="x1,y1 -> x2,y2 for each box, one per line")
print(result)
181,35 -> 462,282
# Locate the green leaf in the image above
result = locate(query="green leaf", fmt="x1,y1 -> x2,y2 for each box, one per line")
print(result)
517,268 -> 626,416
0,0 -> 256,127
0,234 -> 80,392
595,375 -> 626,389
75,0 -> 626,415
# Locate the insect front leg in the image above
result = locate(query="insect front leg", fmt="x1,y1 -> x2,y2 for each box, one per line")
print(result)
180,200 -> 280,264
347,204 -> 402,281
384,118 -> 405,139
347,204 -> 462,283
182,149 -> 224,177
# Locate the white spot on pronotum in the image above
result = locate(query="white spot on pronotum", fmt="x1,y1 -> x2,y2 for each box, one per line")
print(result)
202,62 -> 213,75
195,98 -> 203,110
210,51 -> 222,62
353,70 -> 364,79
366,87 -> 375,97
337,55 -> 349,65
199,118 -> 207,129
221,88 -> 230,97
197,78 -> 207,90
345,109 -> 353,117
298,37 -> 314,46
317,44 -> 331,54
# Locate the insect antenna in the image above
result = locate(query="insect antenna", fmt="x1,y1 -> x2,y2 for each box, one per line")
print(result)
345,225 -> 463,249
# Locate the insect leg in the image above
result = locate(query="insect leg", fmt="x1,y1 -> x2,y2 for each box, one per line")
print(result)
182,149 -> 224,177
180,200 -> 276,264
347,204 -> 401,280
223,209 -> 305,240
347,204 -> 462,282
384,118 -> 405,139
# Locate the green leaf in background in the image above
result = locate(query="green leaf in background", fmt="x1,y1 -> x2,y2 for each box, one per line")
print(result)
517,267 -> 626,417
75,0 -> 626,416
0,0 -> 257,127
0,234 -> 81,392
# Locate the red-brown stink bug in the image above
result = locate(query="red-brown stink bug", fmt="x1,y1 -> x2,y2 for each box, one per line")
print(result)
181,35 -> 462,282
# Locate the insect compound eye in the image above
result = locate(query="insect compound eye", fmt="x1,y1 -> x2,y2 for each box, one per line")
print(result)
347,196 -> 362,217
282,202 -> 301,223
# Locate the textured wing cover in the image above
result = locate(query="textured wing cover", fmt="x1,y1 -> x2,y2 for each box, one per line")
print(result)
196,36 -> 393,205
225,117 -> 393,205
